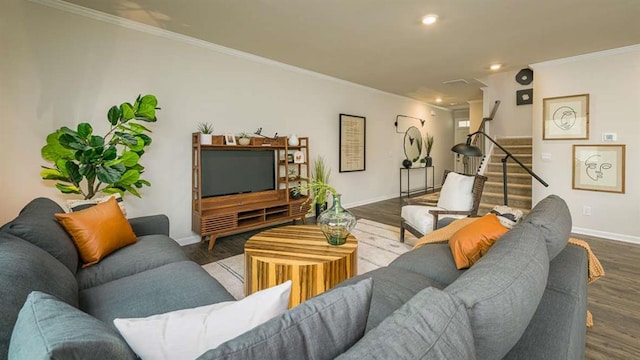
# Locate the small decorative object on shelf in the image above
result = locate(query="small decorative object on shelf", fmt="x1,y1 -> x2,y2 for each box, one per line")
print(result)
288,134 -> 299,146
293,150 -> 305,164
317,194 -> 357,246
402,159 -> 412,169
198,122 -> 213,145
238,132 -> 251,145
224,133 -> 236,145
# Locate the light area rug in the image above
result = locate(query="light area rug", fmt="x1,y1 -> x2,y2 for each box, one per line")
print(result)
202,219 -> 418,300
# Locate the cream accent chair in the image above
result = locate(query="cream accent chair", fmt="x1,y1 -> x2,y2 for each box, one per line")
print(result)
400,170 -> 487,242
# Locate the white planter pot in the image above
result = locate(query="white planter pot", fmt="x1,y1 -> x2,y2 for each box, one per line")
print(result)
238,137 -> 251,145
200,133 -> 213,145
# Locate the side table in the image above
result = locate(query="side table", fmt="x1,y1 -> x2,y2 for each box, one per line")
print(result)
244,225 -> 357,308
400,166 -> 435,197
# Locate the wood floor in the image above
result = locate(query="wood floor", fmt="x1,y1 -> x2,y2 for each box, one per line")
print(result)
183,196 -> 640,359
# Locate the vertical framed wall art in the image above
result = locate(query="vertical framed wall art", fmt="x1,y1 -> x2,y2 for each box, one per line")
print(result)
543,94 -> 589,140
339,114 -> 366,172
572,144 -> 625,193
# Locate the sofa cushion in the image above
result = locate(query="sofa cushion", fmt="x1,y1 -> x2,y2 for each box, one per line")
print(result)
337,287 -> 475,360
196,278 -> 373,360
8,291 -> 135,360
1,197 -> 79,273
114,281 -> 292,360
55,197 -> 137,268
504,245 -> 588,360
390,243 -> 466,286
522,195 -> 571,260
77,234 -> 188,290
0,232 -> 79,358
449,213 -> 508,269
445,222 -> 550,360
338,266 -> 445,331
80,261 -> 235,328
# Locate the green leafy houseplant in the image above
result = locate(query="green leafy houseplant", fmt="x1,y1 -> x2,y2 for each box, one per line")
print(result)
40,94 -> 160,199
197,122 -> 213,134
296,156 -> 336,214
420,133 -> 434,165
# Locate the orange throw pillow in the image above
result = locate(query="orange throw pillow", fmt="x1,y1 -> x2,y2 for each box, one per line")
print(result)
55,196 -> 137,267
449,213 -> 508,269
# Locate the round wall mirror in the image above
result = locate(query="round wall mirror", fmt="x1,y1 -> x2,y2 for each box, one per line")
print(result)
403,126 -> 422,162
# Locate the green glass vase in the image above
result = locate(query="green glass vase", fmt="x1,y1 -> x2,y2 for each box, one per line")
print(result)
317,194 -> 357,245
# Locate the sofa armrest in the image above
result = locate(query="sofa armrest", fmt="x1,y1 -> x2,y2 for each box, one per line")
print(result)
128,215 -> 170,237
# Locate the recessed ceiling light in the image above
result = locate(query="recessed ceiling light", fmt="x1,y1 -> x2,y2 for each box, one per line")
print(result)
435,97 -> 443,103
490,64 -> 502,71
422,14 -> 438,25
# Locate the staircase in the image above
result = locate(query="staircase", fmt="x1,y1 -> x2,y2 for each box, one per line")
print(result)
479,137 -> 533,215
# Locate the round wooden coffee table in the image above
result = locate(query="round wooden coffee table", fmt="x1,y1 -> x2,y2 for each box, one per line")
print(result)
244,225 -> 357,308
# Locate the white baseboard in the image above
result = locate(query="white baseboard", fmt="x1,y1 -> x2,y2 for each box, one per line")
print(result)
572,227 -> 640,245
343,192 -> 398,209
176,235 -> 201,246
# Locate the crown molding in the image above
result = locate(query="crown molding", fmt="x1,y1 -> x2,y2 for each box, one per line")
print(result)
531,44 -> 640,68
29,0 -> 441,109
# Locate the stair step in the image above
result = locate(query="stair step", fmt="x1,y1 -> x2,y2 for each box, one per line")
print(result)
484,182 -> 532,196
481,192 -> 532,209
487,163 -> 534,174
493,145 -> 532,155
490,154 -> 532,164
495,137 -> 532,146
484,172 -> 533,185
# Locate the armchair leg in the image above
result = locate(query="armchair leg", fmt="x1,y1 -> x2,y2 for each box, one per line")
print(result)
400,221 -> 406,243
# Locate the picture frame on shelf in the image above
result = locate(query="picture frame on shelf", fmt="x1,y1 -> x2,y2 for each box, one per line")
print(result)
287,154 -> 294,163
572,144 -> 625,193
543,94 -> 589,140
225,133 -> 236,145
293,150 -> 305,164
339,113 -> 366,172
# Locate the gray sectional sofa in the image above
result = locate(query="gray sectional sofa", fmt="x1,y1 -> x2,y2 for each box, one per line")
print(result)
0,198 -> 235,359
0,195 -> 587,359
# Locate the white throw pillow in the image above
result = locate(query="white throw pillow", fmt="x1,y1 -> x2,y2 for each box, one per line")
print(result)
113,280 -> 292,360
437,172 -> 475,211
67,193 -> 127,216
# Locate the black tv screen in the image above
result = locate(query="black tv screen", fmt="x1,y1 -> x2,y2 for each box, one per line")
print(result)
201,150 -> 276,198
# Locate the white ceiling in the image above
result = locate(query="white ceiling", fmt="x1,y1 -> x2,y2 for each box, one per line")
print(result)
64,0 -> 640,108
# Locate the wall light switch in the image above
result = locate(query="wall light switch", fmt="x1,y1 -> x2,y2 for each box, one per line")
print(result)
602,133 -> 617,142
541,153 -> 552,162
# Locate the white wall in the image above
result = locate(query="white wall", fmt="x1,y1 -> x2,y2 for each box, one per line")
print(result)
484,70 -> 533,138
0,0 -> 454,242
531,46 -> 640,242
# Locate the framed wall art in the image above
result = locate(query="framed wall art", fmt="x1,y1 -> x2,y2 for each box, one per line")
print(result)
572,144 -> 625,193
339,114 -> 366,172
543,94 -> 589,140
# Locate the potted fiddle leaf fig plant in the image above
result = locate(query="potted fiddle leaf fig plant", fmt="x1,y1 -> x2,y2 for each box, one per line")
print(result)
40,94 -> 160,200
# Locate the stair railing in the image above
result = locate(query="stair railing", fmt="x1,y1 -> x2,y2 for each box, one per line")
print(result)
460,100 -> 500,175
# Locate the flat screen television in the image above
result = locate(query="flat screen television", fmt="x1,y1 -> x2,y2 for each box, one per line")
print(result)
201,149 -> 276,198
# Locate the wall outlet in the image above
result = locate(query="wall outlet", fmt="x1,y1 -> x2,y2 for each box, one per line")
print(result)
582,206 -> 592,216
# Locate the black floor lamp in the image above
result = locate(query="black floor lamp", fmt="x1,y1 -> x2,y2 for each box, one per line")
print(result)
451,131 -> 548,206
